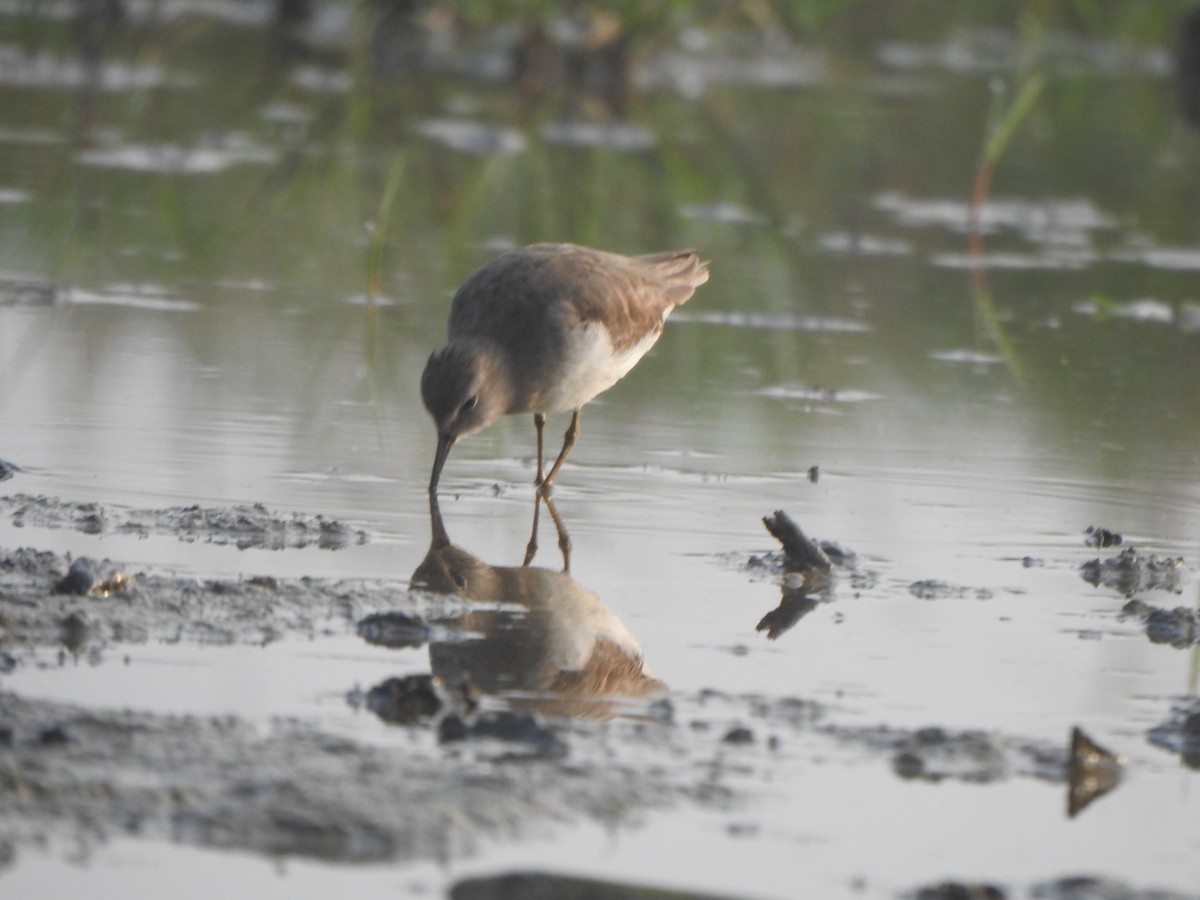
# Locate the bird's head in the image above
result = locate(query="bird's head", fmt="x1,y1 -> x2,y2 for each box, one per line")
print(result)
421,342 -> 510,492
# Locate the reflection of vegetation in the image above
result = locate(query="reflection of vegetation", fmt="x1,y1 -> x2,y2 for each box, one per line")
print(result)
2,1 -> 1199,456
967,69 -> 1045,383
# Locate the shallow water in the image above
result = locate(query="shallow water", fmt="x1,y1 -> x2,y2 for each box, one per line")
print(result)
2,3 -> 1199,898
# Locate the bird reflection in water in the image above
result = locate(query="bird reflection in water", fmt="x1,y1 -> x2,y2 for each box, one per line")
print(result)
406,494 -> 664,720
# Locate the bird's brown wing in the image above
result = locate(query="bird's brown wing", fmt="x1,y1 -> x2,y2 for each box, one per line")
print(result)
558,246 -> 710,352
447,244 -> 710,353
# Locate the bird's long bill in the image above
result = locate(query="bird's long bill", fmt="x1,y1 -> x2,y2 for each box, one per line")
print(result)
428,431 -> 455,494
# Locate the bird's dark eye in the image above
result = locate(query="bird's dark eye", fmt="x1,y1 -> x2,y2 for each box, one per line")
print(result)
461,395 -> 478,414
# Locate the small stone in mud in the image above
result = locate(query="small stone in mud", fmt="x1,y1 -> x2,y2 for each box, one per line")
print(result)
356,611 -> 429,649
363,675 -> 441,725
807,465 -> 819,483
722,726 -> 754,745
54,559 -> 97,595
37,724 -> 70,746
1084,525 -> 1123,548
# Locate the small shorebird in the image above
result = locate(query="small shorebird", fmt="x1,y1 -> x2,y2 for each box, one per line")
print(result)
421,242 -> 709,498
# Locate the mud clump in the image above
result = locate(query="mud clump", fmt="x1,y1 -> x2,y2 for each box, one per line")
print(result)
0,691 -> 684,867
1080,546 -> 1184,597
1120,600 -> 1198,648
52,558 -> 97,595
363,675 -> 442,724
0,547 -> 401,662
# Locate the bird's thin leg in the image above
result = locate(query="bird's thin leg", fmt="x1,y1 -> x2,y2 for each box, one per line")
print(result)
533,412 -> 546,485
543,495 -> 571,572
538,410 -> 579,499
523,493 -> 541,567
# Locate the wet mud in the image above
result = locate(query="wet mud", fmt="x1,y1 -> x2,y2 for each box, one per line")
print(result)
0,498 -> 1191,891
0,547 -> 391,660
0,690 -> 689,866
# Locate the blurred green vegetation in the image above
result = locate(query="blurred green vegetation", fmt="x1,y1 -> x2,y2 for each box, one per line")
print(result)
1,0 -> 1199,456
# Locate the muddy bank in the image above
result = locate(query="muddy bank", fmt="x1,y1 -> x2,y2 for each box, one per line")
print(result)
0,506 -> 1188,891
0,691 -> 693,867
0,493 -> 368,550
0,546 -> 406,661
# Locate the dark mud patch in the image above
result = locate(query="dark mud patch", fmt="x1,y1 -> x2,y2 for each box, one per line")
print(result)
832,723 -> 1064,784
0,547 -> 401,661
0,691 -> 696,868
449,871 -> 739,900
820,723 -> 1122,817
0,276 -> 56,307
906,876 -> 1194,900
1,493 -> 368,550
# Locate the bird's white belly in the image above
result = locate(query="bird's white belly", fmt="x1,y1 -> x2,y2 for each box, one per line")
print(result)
537,322 -> 660,413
